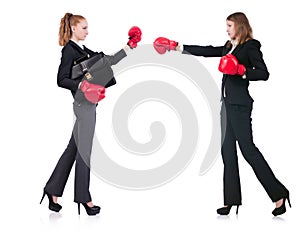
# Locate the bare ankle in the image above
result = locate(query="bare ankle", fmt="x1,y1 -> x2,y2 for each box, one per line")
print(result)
86,201 -> 94,207
275,198 -> 283,208
52,196 -> 58,203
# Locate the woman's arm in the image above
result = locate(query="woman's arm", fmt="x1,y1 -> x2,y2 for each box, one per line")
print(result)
105,49 -> 127,65
245,40 -> 269,81
57,46 -> 81,92
182,44 -> 224,57
153,37 -> 224,57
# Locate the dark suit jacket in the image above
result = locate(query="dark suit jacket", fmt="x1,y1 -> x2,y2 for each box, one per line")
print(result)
57,40 -> 126,98
183,39 -> 269,105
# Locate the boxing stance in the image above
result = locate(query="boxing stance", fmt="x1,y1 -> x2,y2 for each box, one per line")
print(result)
153,12 -> 290,216
40,13 -> 141,216
78,25 -> 142,104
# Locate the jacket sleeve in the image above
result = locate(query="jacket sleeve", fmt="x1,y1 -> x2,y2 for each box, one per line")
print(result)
57,46 -> 81,92
245,40 -> 269,81
182,45 -> 223,57
105,49 -> 127,65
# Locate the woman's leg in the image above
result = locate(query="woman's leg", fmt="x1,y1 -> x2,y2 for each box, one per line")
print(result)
72,102 -> 97,203
221,103 -> 242,205
229,103 -> 288,202
44,133 -> 77,197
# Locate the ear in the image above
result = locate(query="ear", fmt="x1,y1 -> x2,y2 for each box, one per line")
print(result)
71,26 -> 76,32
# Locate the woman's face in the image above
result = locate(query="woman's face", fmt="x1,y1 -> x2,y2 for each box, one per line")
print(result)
226,20 -> 237,40
71,19 -> 89,42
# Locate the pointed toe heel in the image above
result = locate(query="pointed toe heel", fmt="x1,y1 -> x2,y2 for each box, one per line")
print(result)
272,193 -> 291,216
77,203 -> 101,216
217,205 -> 239,215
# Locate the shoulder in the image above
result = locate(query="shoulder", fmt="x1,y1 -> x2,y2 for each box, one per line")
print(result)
61,42 -> 75,56
244,39 -> 261,49
61,41 -> 87,59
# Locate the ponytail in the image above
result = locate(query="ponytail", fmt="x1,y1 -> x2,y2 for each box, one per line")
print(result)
58,13 -> 85,46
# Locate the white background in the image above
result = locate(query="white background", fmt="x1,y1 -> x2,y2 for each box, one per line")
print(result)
0,0 -> 299,230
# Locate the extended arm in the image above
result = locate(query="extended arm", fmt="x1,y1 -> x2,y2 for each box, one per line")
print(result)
153,36 -> 223,57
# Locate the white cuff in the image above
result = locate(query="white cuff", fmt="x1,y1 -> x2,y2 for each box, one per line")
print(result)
176,43 -> 183,52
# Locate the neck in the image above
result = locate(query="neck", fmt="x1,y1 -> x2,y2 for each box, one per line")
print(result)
70,39 -> 84,49
231,39 -> 239,47
71,36 -> 79,43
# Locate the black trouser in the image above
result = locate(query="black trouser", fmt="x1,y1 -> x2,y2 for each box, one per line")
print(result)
221,101 -> 288,205
44,101 -> 96,203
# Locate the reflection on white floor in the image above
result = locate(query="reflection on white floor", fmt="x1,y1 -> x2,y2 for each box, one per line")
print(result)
31,172 -> 295,231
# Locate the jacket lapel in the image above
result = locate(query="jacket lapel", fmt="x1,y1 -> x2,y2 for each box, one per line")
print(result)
231,43 -> 244,55
69,40 -> 87,55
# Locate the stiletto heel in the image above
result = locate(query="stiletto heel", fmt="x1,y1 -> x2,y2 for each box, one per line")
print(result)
77,202 -> 101,216
287,195 -> 292,208
40,191 -> 46,204
272,193 -> 291,216
40,190 -> 62,212
217,205 -> 240,215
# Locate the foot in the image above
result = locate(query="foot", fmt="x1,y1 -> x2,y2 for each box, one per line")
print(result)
79,202 -> 101,216
275,198 -> 284,208
217,205 -> 232,215
41,191 -> 62,212
272,198 -> 286,216
272,192 -> 291,216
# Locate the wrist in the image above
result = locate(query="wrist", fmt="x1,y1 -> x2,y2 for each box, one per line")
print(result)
124,45 -> 130,52
176,43 -> 182,51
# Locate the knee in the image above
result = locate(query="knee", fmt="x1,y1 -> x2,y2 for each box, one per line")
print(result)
240,144 -> 262,163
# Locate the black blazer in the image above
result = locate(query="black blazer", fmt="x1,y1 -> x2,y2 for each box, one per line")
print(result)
57,40 -> 126,98
183,39 -> 269,105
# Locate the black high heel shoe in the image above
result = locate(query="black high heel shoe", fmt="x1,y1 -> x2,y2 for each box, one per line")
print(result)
77,203 -> 101,216
272,194 -> 291,216
40,190 -> 62,212
217,205 -> 239,215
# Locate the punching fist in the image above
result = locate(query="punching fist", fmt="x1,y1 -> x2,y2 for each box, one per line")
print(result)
218,54 -> 246,76
80,80 -> 106,104
153,37 -> 178,54
127,26 -> 142,48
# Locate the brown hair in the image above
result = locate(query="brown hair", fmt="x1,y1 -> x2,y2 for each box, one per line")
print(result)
227,12 -> 253,45
58,13 -> 86,46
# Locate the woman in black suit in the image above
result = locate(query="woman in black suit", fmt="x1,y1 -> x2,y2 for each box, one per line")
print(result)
40,13 -> 141,215
153,12 -> 290,216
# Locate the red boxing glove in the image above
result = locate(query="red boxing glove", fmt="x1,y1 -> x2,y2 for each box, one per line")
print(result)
80,80 -> 106,104
127,26 -> 142,48
153,37 -> 178,54
218,54 -> 246,76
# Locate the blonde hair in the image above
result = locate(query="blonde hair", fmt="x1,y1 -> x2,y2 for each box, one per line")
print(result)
58,13 -> 85,46
227,12 -> 253,45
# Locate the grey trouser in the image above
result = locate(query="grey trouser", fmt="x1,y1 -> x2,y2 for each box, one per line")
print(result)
45,101 -> 96,203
